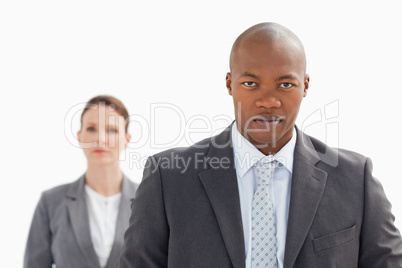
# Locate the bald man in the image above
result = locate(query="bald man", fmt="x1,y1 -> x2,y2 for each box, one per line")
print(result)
120,23 -> 402,267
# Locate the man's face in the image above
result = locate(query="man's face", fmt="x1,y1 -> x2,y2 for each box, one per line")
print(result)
226,40 -> 309,155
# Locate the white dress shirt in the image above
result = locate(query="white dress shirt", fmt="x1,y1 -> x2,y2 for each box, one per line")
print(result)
231,123 -> 296,268
85,185 -> 122,268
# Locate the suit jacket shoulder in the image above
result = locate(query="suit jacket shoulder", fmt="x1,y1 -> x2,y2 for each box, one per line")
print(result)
290,129 -> 402,267
121,125 -> 243,268
25,174 -> 138,268
151,125 -> 233,175
39,177 -> 83,212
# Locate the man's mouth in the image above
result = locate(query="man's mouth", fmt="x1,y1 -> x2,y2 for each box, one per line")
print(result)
253,115 -> 284,130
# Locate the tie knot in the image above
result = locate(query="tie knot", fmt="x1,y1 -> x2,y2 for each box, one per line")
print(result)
254,160 -> 277,185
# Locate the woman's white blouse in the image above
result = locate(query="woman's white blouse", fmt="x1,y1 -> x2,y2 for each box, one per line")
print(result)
85,185 -> 122,268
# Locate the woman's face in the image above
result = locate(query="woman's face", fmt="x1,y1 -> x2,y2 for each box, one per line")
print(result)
77,104 -> 131,166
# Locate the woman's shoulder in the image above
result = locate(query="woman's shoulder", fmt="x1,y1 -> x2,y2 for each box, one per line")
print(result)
41,176 -> 84,203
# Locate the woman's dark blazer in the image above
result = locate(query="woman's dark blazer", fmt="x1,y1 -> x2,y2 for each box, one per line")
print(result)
24,174 -> 138,268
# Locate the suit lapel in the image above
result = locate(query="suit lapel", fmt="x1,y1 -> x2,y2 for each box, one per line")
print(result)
66,175 -> 100,268
283,129 -> 328,268
198,125 -> 245,268
105,175 -> 137,268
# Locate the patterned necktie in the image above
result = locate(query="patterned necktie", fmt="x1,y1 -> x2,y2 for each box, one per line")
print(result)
251,160 -> 278,267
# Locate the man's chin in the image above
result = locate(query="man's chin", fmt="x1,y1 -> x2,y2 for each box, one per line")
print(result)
243,133 -> 281,149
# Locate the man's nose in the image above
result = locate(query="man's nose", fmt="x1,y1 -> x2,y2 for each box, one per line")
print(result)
255,89 -> 281,109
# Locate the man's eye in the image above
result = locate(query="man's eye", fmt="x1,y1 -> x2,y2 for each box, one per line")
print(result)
243,82 -> 257,87
87,127 -> 95,132
109,128 -> 117,133
280,83 -> 293,89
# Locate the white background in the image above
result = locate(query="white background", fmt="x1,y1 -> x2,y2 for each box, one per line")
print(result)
1,0 -> 402,266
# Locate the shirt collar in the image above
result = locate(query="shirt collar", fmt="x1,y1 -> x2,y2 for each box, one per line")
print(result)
231,123 -> 297,178
85,184 -> 122,202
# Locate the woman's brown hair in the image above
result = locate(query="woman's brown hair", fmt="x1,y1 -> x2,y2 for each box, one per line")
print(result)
81,95 -> 130,133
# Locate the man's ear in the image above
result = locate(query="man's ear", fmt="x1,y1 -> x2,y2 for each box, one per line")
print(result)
226,72 -> 233,96
303,74 -> 310,97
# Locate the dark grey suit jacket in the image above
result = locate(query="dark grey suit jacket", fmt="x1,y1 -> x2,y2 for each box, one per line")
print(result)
120,125 -> 402,267
24,174 -> 138,268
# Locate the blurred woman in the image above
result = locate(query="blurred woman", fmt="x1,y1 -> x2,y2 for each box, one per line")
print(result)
24,95 -> 138,268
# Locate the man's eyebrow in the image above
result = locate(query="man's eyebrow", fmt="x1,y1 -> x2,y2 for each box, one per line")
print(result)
240,72 -> 260,80
275,74 -> 298,81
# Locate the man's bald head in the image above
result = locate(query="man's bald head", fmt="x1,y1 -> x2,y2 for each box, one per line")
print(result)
226,22 -> 310,155
229,22 -> 307,73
